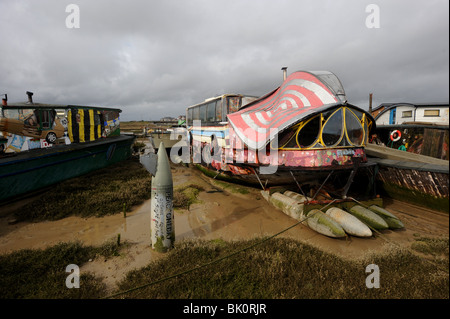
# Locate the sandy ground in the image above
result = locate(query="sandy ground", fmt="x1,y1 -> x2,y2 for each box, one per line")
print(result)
0,163 -> 448,293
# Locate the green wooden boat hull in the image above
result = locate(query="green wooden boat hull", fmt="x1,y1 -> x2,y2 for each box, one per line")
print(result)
0,135 -> 135,202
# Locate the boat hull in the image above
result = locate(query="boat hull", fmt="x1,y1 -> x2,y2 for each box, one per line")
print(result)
371,158 -> 449,213
0,135 -> 135,202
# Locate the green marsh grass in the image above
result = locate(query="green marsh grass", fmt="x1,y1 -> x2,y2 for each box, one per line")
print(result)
1,237 -> 448,299
115,237 -> 449,299
12,157 -> 152,221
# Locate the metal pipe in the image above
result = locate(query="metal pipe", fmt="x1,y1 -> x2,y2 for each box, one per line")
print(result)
281,67 -> 287,81
26,91 -> 34,104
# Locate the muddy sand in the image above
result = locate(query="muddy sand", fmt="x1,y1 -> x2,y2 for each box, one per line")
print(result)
0,163 -> 448,293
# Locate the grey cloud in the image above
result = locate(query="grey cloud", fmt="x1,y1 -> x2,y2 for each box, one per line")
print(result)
0,0 -> 448,121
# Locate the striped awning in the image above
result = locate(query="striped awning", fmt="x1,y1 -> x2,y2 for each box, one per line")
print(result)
227,71 -> 347,150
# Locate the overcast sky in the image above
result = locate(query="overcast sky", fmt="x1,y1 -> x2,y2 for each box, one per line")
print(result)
0,0 -> 448,121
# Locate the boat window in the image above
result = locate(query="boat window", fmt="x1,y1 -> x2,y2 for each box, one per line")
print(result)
278,125 -> 299,148
24,112 -> 39,127
3,109 -> 20,119
94,111 -> 101,126
321,108 -> 343,147
345,108 -> 364,145
40,110 -> 55,129
207,102 -> 216,122
351,109 -> 363,120
227,96 -> 241,114
424,109 -> 440,117
402,110 -> 412,118
297,115 -> 321,148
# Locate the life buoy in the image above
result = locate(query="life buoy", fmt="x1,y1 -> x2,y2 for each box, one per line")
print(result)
390,130 -> 401,142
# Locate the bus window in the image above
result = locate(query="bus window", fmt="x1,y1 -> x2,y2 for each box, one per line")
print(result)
193,107 -> 200,121
188,108 -> 193,125
227,96 -> 241,114
207,102 -> 216,122
199,105 -> 206,122
215,100 -> 223,122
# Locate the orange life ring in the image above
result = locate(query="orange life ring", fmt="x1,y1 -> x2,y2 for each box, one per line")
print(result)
390,130 -> 401,142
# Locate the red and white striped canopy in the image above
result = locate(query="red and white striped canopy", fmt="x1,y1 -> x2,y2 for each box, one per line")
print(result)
227,71 -> 346,150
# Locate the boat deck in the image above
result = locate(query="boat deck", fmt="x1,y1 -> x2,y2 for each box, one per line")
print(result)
0,135 -> 135,166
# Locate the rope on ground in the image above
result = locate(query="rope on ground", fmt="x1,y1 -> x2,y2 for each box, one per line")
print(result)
101,214 -> 311,299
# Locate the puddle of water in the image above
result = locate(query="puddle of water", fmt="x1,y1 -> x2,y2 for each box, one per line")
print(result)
0,198 -> 195,255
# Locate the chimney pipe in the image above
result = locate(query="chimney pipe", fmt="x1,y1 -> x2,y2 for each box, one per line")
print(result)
1,94 -> 7,106
369,93 -> 373,114
26,91 -> 34,104
281,67 -> 287,81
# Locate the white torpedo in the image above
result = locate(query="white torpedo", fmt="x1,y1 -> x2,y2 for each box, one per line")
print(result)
325,207 -> 372,237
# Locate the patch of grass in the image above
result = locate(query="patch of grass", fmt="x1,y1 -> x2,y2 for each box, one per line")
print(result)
115,238 -> 449,299
1,237 -> 448,299
12,158 -> 152,222
0,238 -> 127,299
132,141 -> 146,153
410,236 -> 449,268
173,183 -> 205,210
1,242 -> 99,298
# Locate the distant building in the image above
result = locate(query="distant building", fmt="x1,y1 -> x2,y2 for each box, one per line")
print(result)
372,103 -> 449,126
160,116 -> 177,122
370,103 -> 449,160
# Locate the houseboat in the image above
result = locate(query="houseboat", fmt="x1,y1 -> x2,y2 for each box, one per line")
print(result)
185,70 -> 377,199
0,92 -> 135,202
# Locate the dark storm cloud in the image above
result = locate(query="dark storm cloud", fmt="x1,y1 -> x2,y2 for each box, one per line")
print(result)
0,0 -> 448,121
